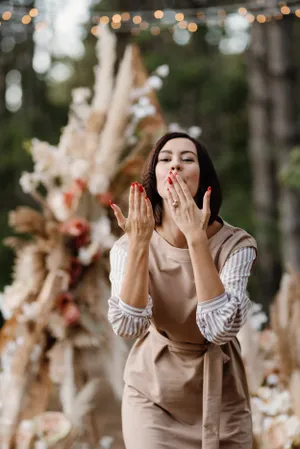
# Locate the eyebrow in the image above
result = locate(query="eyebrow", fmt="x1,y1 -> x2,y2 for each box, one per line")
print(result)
159,150 -> 197,156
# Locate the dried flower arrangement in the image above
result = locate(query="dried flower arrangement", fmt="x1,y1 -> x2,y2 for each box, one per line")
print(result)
0,25 -> 174,449
238,265 -> 300,449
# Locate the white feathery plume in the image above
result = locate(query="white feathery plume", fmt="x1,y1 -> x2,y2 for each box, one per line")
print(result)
93,45 -> 133,185
59,342 -> 76,418
92,25 -> 117,113
67,379 -> 100,429
290,370 -> 300,419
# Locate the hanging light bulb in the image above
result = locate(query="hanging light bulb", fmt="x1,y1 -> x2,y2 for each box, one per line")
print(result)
188,22 -> 198,32
2,11 -> 12,20
256,14 -> 266,23
133,15 -> 142,24
112,14 -> 121,23
281,6 -> 290,14
154,10 -> 164,19
29,8 -> 38,18
175,12 -> 184,21
121,12 -> 130,21
238,7 -> 247,15
22,15 -> 32,24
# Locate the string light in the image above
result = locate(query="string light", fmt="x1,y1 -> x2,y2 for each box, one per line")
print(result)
175,12 -> 184,21
91,25 -> 100,35
29,8 -> 38,18
22,15 -> 32,24
257,14 -> 266,22
3,2 -> 300,36
188,22 -> 198,32
238,7 -> 248,15
246,13 -> 255,22
99,16 -> 109,24
154,10 -> 164,19
112,13 -> 121,23
132,15 -> 142,24
178,20 -> 187,29
121,12 -> 130,21
2,11 -> 12,20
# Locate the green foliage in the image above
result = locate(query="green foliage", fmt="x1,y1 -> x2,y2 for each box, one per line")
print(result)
279,147 -> 300,189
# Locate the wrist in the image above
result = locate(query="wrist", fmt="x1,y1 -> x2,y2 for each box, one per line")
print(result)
186,230 -> 208,247
128,237 -> 150,250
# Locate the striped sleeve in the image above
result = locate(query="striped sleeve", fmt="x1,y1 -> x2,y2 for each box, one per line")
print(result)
196,246 -> 256,345
107,243 -> 152,340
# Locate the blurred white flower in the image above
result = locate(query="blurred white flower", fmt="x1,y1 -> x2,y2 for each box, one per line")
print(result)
156,64 -> 169,78
168,123 -> 184,133
0,283 -> 30,319
88,174 -> 109,195
72,87 -> 91,104
188,126 -> 202,138
0,292 -> 12,320
20,172 -> 40,193
130,85 -> 151,101
78,241 -> 99,266
146,75 -> 163,90
47,190 -> 74,222
266,374 -> 279,386
250,310 -> 268,330
99,436 -> 114,449
21,302 -> 40,320
130,103 -> 156,120
138,96 -> 150,106
286,416 -> 300,439
70,159 -> 89,180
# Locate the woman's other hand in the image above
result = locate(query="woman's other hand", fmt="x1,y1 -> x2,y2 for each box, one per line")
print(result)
110,182 -> 155,244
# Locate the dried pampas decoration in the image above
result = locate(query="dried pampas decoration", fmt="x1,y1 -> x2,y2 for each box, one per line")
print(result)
94,45 -> 133,179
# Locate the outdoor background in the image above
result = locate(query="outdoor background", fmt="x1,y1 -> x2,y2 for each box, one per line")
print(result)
1,1 -> 300,448
1,0 -> 300,318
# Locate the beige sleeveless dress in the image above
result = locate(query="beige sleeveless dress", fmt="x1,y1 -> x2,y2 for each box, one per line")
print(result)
120,219 -> 258,449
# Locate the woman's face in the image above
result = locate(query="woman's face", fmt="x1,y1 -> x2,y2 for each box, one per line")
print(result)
155,137 -> 200,200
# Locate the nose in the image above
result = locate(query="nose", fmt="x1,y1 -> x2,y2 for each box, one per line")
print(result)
170,164 -> 181,173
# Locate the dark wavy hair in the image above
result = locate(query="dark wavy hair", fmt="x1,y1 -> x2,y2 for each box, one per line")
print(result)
140,132 -> 222,226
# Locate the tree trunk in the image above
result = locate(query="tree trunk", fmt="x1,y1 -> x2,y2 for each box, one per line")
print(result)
267,17 -> 300,270
246,22 -> 279,306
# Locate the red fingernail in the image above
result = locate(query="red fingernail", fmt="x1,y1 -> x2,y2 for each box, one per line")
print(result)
208,186 -> 211,192
145,197 -> 148,200
109,201 -> 114,208
131,182 -> 135,187
168,177 -> 173,185
139,185 -> 144,192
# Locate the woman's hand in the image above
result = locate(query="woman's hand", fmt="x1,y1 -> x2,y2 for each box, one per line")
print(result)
110,182 -> 155,244
167,172 -> 211,239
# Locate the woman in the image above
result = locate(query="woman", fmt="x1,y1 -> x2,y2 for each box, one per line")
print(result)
108,132 -> 258,449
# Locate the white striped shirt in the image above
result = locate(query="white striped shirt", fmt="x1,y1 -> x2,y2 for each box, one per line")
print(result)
108,244 -> 256,345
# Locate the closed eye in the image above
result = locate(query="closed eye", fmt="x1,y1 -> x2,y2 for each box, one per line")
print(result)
159,158 -> 194,162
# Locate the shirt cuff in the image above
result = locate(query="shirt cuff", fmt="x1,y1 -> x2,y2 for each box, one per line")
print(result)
118,295 -> 152,317
196,291 -> 228,313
